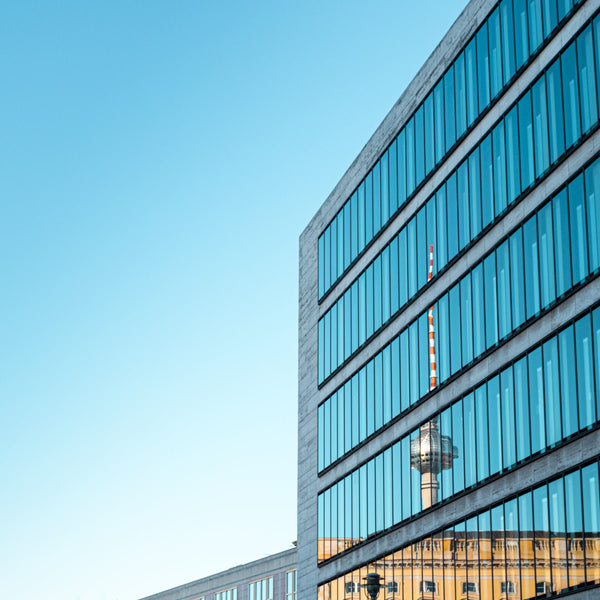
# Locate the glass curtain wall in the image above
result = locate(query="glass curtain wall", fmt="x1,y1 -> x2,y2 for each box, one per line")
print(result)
318,155 -> 600,472
319,13 -> 600,383
318,304 -> 600,561
318,0 -> 583,300
319,460 -> 600,597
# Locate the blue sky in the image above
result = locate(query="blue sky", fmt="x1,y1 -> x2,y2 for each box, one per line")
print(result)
1,2 -> 467,599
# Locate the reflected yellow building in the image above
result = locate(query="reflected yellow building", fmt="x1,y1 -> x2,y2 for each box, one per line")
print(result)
320,531 -> 600,600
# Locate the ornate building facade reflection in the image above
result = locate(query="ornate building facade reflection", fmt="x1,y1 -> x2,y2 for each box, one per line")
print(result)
298,0 -> 600,598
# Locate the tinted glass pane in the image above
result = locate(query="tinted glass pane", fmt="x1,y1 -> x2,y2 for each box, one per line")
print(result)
559,325 -> 578,436
436,186 -> 448,270
461,274 -> 473,365
469,148 -> 482,239
455,53 -> 467,138
501,366 -> 517,468
480,134 -> 494,228
547,59 -> 566,163
488,376 -> 502,476
390,237 -> 399,315
452,402 -> 465,494
518,92 -> 535,190
532,77 -> 550,177
424,93 -> 435,175
538,202 -> 556,308
543,0 -> 558,37
449,284 -> 462,375
472,263 -> 486,356
397,129 -> 407,206
514,0 -> 529,70
417,206 -> 427,291
438,295 -> 450,383
553,189 -> 572,296
562,42 -> 581,148
434,80 -> 445,164
406,118 -> 415,196
400,330 -> 410,412
505,105 -> 521,203
466,38 -> 479,126
477,24 -> 491,111
399,228 -> 408,306
569,174 -> 589,284
543,337 -> 562,446
528,0 -> 543,52
444,67 -> 456,152
501,0 -> 516,84
497,240 -> 512,339
415,106 -> 425,186
577,24 -> 598,133
484,253 -> 498,349
407,219 -> 417,298
447,174 -> 459,260
523,214 -> 541,320
514,356 -> 531,461
458,161 -> 470,251
489,8 -> 503,98
528,347 -> 545,453
509,230 -> 525,330
575,314 -> 596,428
475,384 -> 489,481
493,121 -> 508,215
365,174 -> 373,245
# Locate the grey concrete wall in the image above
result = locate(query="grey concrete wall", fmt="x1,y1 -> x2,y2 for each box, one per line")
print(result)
298,0 -> 600,599
138,548 -> 296,600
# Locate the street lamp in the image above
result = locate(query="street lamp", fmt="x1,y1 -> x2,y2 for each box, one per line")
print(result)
362,573 -> 382,600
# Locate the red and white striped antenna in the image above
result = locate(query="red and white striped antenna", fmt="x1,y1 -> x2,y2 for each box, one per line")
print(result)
427,245 -> 437,390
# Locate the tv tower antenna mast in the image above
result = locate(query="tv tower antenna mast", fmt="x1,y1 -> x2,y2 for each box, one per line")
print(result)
410,245 -> 457,509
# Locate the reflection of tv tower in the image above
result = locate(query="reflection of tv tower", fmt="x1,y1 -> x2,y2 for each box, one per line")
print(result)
410,246 -> 458,510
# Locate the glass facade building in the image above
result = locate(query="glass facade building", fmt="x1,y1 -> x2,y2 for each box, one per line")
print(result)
298,1 -> 600,599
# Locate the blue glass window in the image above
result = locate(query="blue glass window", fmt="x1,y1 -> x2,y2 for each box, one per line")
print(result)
434,79 -> 445,164
455,53 -> 467,138
569,174 -> 589,284
465,38 -> 478,126
505,105 -> 521,203
469,148 -> 482,239
553,188 -> 572,297
457,162 -> 470,251
472,263 -> 486,356
415,105 -> 425,186
514,0 -> 529,70
546,58 -> 566,163
444,67 -> 456,152
489,8 -> 503,98
562,41 -> 581,149
424,92 -> 435,175
493,121 -> 508,216
484,253 -> 498,349
501,0 -> 516,84
477,24 -> 491,112
532,77 -> 550,177
577,24 -> 598,133
518,92 -> 535,190
480,133 -> 494,228
510,228 -> 526,328
523,214 -> 541,320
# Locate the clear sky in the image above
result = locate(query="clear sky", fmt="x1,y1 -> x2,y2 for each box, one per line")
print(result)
1,2 -> 467,599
